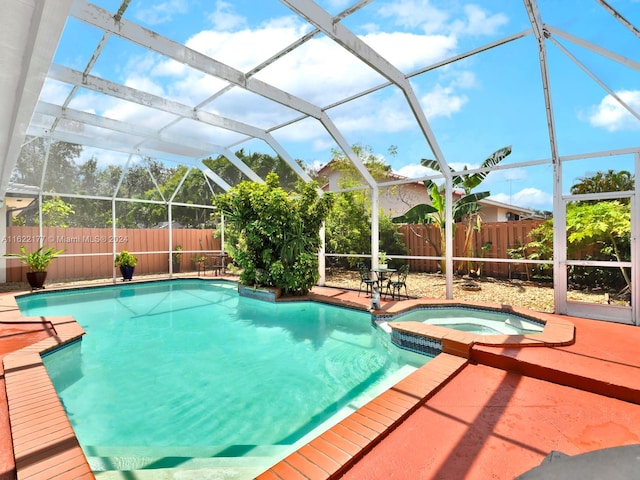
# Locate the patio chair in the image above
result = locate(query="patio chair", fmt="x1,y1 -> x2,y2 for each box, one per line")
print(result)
206,254 -> 226,276
357,262 -> 376,297
385,264 -> 409,300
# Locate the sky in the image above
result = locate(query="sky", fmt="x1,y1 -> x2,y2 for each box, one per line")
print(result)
39,0 -> 640,211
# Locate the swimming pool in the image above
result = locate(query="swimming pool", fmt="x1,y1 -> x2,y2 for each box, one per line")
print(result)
18,280 -> 428,477
384,306 -> 545,335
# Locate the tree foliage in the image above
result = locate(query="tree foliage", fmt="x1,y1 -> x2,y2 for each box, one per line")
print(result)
324,143 -> 393,188
570,169 -> 634,201
12,137 -> 82,192
213,173 -> 334,295
568,200 -> 631,288
11,139 -> 309,228
41,196 -> 75,227
204,149 -> 304,193
525,169 -> 634,289
323,144 -> 407,267
325,190 -> 370,260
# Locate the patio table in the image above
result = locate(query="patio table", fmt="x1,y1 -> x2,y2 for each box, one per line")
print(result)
371,267 -> 396,295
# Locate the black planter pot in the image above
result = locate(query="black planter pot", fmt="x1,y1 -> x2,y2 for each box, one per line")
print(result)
172,262 -> 181,273
119,265 -> 135,281
26,271 -> 47,290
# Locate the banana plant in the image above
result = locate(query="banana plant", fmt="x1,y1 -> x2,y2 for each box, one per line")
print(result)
393,146 -> 511,274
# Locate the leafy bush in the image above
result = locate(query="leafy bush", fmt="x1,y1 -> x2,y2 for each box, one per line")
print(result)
214,173 -> 334,295
114,250 -> 138,267
324,190 -> 407,268
525,200 -> 630,289
5,245 -> 64,272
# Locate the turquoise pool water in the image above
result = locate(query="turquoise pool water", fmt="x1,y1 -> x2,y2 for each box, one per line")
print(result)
389,306 -> 545,335
18,280 -> 428,474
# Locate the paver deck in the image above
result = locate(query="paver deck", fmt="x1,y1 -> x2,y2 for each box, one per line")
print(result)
1,278 -> 640,479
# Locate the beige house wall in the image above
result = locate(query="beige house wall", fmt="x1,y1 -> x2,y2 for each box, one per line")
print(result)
322,169 -> 533,220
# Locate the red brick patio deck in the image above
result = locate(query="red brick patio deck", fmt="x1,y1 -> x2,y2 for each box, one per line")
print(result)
2,280 -> 640,479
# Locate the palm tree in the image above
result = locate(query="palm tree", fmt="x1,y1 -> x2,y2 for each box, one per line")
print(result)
393,146 -> 512,274
570,169 -> 634,203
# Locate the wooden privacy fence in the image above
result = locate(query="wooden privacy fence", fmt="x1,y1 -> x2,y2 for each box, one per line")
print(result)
4,221 -> 548,283
398,220 -> 545,277
4,226 -> 220,282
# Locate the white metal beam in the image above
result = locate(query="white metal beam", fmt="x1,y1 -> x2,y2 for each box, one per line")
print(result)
270,28 -> 533,137
281,0 -> 453,291
34,101 -> 278,183
70,0 -> 351,186
0,0 -> 74,198
280,0 -> 451,183
634,153 -> 640,325
523,0 -> 559,164
70,0 -> 323,119
547,26 -> 640,73
202,168 -> 232,192
549,37 -> 640,124
262,137 -> 312,183
48,65 -> 265,182
49,64 -> 267,141
596,0 -> 640,40
281,0 -> 405,86
36,101 -> 243,159
26,125 -> 206,160
523,0 -> 564,315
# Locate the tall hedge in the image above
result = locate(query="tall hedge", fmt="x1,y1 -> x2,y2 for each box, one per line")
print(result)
214,173 -> 334,295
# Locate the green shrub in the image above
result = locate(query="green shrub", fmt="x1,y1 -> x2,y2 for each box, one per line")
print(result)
214,173 -> 334,295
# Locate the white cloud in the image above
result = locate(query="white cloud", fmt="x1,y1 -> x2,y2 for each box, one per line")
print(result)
207,1 -> 247,31
186,16 -> 308,73
481,167 -> 529,186
490,187 -> 553,209
365,31 -> 457,70
587,90 -> 640,131
396,163 -> 434,178
451,5 -> 509,36
377,1 -> 507,37
135,0 -> 189,25
124,74 -> 165,97
377,0 -> 451,33
40,78 -> 73,105
420,83 -> 469,119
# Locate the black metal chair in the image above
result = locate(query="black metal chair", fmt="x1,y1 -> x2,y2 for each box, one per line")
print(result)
207,253 -> 227,276
357,262 -> 376,297
385,264 -> 409,300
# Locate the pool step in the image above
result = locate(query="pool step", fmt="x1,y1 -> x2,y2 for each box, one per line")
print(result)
89,451 -> 279,479
93,464 -> 269,480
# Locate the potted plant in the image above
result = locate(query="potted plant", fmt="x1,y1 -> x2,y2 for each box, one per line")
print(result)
193,255 -> 207,275
115,250 -> 138,281
378,251 -> 388,269
4,245 -> 64,290
172,245 -> 182,273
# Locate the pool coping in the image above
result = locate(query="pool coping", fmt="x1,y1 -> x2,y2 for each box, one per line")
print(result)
1,305 -> 92,479
254,294 -> 575,479
378,298 -> 576,358
2,281 -> 575,480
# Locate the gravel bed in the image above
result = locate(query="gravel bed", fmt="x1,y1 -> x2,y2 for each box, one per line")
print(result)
325,268 -> 621,313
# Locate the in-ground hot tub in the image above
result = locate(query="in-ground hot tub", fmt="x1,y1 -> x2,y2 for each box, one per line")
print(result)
373,304 -> 557,357
382,305 -> 546,335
